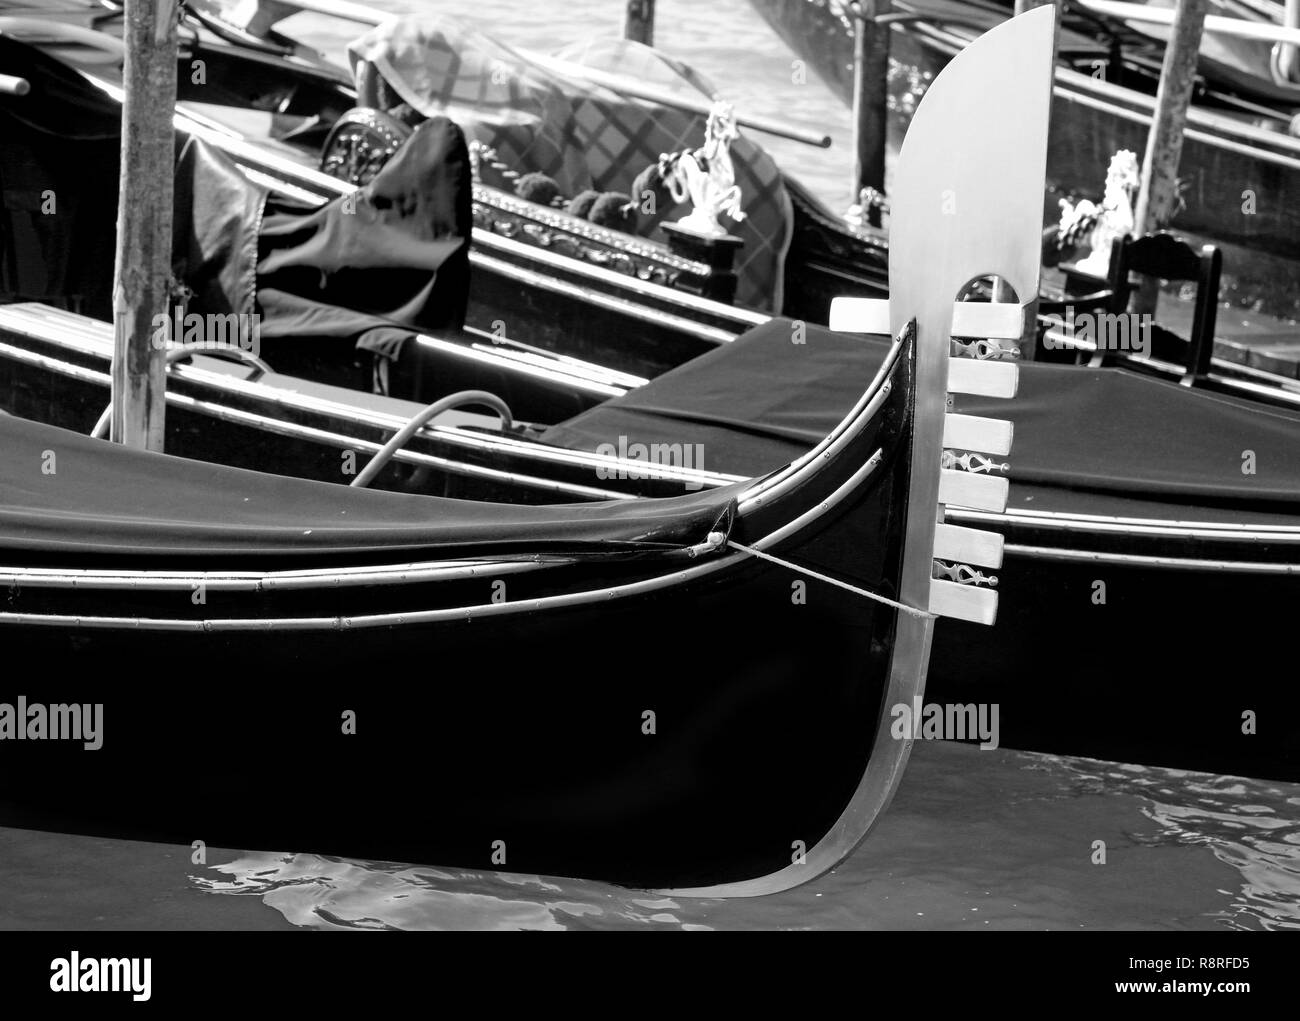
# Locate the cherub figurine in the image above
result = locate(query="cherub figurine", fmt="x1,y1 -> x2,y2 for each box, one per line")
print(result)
1055,149 -> 1139,276
662,102 -> 747,237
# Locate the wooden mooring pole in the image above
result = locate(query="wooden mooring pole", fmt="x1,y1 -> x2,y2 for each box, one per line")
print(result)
624,0 -> 655,47
110,0 -> 179,450
851,0 -> 890,228
1131,0 -> 1208,313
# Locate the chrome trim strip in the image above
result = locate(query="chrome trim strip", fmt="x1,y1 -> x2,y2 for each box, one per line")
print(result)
947,506 -> 1300,542
1051,78 -> 1300,168
413,333 -> 625,398
752,450 -> 884,548
0,441 -> 884,627
468,251 -> 743,346
0,558 -> 552,592
1003,543 -> 1300,574
740,338 -> 904,510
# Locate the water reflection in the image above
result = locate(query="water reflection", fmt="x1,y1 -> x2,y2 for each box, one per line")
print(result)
195,854 -> 715,931
193,745 -> 1300,931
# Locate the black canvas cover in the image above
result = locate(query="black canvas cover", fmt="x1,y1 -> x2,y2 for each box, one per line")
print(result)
253,116 -> 472,344
0,33 -> 470,349
0,415 -> 736,563
543,317 -> 1300,511
0,35 -> 121,315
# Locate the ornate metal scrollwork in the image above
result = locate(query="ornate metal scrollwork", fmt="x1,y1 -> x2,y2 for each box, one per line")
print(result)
950,336 -> 1021,360
470,189 -> 709,289
942,450 -> 1009,474
319,108 -> 412,187
932,560 -> 999,587
320,109 -> 711,293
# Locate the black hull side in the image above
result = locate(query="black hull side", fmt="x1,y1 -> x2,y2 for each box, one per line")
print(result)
1,555 -> 891,889
928,547 -> 1300,781
0,337 -> 918,891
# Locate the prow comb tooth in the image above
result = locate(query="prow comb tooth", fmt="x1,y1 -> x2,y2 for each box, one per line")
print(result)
950,301 -> 1024,340
933,522 -> 1004,569
948,358 -> 1019,399
943,413 -> 1013,456
939,469 -> 1009,513
928,580 -> 998,626
828,297 -> 892,335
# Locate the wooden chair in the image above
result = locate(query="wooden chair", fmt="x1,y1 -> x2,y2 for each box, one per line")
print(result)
1095,232 -> 1221,386
1036,232 -> 1221,386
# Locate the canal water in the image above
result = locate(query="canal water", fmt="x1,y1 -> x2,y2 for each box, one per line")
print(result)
3,741 -> 1297,930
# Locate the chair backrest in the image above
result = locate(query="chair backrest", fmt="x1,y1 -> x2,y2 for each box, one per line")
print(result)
1103,231 -> 1222,384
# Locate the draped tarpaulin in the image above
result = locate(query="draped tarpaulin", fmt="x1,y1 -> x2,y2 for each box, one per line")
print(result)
0,413 -> 738,563
0,29 -> 471,381
543,317 -> 1300,510
175,117 -> 472,376
346,14 -> 793,313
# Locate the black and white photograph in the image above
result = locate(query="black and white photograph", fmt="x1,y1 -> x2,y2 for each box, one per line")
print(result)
0,0 -> 1295,990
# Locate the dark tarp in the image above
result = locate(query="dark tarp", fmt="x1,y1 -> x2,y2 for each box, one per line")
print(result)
542,317 -> 1300,512
544,318 -> 873,479
0,32 -> 470,356
0,415 -> 736,562
174,117 -> 472,356
254,116 -> 472,344
0,34 -> 121,316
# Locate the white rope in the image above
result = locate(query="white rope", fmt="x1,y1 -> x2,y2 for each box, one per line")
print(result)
726,541 -> 937,620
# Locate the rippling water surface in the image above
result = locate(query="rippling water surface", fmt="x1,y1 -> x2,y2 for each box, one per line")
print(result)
6,743 -> 1295,930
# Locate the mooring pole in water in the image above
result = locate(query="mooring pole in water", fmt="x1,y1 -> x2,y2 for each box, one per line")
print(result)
851,0 -> 890,228
624,0 -> 655,46
110,0 -> 179,450
1131,0 -> 1208,314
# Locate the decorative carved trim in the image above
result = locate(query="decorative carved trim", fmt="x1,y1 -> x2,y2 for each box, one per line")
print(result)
321,112 -> 715,293
471,186 -> 712,288
319,107 -> 411,186
942,450 -> 1010,475
950,336 -> 1021,360
932,560 -> 999,588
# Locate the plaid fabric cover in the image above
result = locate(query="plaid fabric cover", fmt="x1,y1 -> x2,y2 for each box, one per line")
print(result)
348,16 -> 791,312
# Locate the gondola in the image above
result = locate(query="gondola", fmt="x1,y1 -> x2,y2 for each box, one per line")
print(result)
0,0 -> 870,377
749,0 -> 1300,321
0,8 -> 1045,891
3,0 -> 1296,397
2,11 -> 1298,781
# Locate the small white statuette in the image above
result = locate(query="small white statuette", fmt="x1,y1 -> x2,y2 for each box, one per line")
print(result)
664,102 -> 746,237
1057,149 -> 1138,277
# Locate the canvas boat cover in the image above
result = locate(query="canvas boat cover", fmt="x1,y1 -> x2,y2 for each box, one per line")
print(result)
0,33 -> 470,350
542,317 -> 1300,513
346,14 -> 793,312
0,415 -> 736,563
